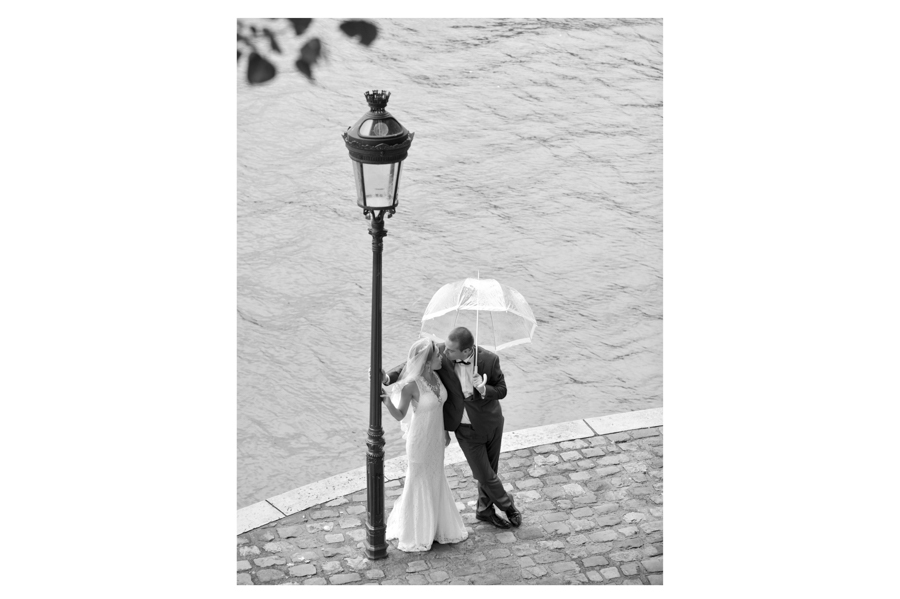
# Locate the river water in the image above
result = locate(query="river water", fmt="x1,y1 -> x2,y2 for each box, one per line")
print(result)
237,18 -> 662,509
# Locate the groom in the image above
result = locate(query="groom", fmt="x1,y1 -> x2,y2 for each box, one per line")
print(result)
382,326 -> 522,529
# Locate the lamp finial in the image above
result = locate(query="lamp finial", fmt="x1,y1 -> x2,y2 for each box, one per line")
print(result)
364,90 -> 391,113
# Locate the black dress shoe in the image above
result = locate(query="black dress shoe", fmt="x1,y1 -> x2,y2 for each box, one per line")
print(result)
505,507 -> 522,527
475,511 -> 511,529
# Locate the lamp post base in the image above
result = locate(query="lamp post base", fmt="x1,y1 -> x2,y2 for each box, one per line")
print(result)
363,522 -> 389,560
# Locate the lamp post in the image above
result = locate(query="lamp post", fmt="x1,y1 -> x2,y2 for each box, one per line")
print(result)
342,90 -> 414,560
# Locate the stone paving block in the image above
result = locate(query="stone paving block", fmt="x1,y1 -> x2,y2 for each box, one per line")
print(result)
533,444 -> 560,453
527,500 -> 556,511
565,545 -> 590,559
254,556 -> 286,568
600,566 -> 621,580
289,564 -> 317,577
366,569 -> 385,579
237,573 -> 253,585
618,526 -> 639,537
582,447 -> 606,458
596,515 -> 622,527
631,428 -> 660,439
551,561 -> 579,573
556,499 -> 574,510
643,545 -> 661,557
277,525 -> 301,538
488,547 -> 511,558
323,561 -> 343,575
567,534 -> 588,545
642,557 -> 663,572
455,563 -> 481,576
526,467 -> 548,478
641,520 -> 663,533
238,545 -> 261,557
490,531 -> 511,544
406,574 -> 428,584
574,493 -> 598,505
311,509 -> 339,520
597,454 -> 630,466
256,569 -> 285,583
543,512 -> 568,523
525,566 -> 548,579
583,555 -> 609,567
571,519 -> 596,532
406,560 -> 429,573
514,490 -> 543,503
262,541 -> 294,553
516,478 -> 544,490
563,483 -> 586,496
610,549 -> 644,563
325,533 -> 345,544
649,574 -> 663,585
515,449 -> 533,457
542,522 -> 571,535
513,545 -> 538,556
621,562 -> 640,576
594,502 -> 619,514
595,466 -> 621,477
561,439 -> 589,449
586,570 -> 603,582
569,471 -> 592,481
236,560 -> 252,571
534,454 -> 560,465
517,526 -> 544,540
614,537 -> 645,550
339,518 -> 361,528
560,450 -> 582,461
542,485 -> 566,499
623,511 -> 646,523
533,551 -> 566,564
606,432 -> 631,442
427,570 -> 450,582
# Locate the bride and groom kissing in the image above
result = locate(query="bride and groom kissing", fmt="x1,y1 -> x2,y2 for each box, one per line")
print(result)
377,326 -> 522,553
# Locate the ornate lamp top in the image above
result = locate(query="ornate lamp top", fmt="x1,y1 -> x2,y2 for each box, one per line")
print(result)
364,90 -> 391,113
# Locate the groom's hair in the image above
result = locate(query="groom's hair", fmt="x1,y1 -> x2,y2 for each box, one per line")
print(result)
448,327 -> 474,351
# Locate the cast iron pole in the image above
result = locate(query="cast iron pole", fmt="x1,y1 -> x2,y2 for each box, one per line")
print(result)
365,211 -> 388,560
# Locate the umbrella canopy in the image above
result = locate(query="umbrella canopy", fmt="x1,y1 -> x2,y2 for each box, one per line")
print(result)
420,278 -> 537,352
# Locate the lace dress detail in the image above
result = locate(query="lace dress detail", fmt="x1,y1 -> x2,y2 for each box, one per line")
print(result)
385,376 -> 469,552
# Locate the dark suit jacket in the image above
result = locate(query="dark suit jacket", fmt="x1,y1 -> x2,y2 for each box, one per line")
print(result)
386,343 -> 507,434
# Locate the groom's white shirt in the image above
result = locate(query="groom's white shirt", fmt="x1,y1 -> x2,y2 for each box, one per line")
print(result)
454,360 -> 474,425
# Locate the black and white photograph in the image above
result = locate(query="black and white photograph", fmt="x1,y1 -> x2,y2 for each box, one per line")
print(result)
9,4 -> 897,597
237,17 -> 663,585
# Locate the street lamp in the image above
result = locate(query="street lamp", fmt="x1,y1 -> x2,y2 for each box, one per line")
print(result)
342,90 -> 414,560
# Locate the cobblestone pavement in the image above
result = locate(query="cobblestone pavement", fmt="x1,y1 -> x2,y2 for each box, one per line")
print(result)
237,426 -> 663,585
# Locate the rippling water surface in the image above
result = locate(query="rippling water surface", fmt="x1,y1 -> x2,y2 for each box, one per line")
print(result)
238,18 -> 662,509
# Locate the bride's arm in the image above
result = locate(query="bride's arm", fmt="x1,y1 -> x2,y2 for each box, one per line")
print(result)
382,381 -> 417,421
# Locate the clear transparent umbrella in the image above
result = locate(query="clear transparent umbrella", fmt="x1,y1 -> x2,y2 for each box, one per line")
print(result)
419,277 -> 537,358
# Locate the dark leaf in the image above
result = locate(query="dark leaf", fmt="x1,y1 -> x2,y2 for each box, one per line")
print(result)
339,20 -> 378,46
295,58 -> 314,80
299,38 -> 322,64
237,49 -> 242,62
263,28 -> 281,54
247,52 -> 276,84
287,18 -> 313,36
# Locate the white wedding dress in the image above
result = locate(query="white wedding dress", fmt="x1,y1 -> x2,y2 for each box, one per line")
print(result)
385,376 -> 469,552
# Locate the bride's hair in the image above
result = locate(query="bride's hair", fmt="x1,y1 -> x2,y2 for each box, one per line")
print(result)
397,337 -> 436,387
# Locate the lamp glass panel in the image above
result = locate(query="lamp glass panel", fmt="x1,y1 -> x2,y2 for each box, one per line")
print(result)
358,118 -> 404,138
352,160 -> 365,204
361,162 -> 397,208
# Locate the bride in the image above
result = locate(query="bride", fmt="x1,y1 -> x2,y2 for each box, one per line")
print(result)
381,337 -> 469,552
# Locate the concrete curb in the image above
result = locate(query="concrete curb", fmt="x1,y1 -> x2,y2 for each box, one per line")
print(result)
238,408 -> 662,535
